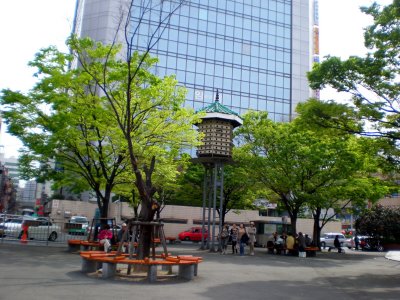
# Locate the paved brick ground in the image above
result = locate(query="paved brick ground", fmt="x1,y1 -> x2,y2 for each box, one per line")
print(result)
0,241 -> 399,300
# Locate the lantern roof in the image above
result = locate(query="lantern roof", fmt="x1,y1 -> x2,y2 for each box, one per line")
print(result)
197,90 -> 243,128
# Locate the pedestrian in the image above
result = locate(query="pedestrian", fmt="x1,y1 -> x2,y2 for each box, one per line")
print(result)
98,224 -> 113,253
219,224 -> 230,254
334,235 -> 343,253
297,232 -> 306,257
230,224 -> 239,254
247,222 -> 256,255
238,223 -> 248,256
354,235 -> 360,250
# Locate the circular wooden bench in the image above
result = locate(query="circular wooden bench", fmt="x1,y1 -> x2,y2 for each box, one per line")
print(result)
67,240 -> 103,252
67,239 -> 84,252
80,251 -> 202,282
305,246 -> 319,257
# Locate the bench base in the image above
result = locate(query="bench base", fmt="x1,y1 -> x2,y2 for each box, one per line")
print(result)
80,255 -> 200,283
305,247 -> 319,257
178,264 -> 195,280
103,263 -> 117,279
68,244 -> 81,252
82,259 -> 98,273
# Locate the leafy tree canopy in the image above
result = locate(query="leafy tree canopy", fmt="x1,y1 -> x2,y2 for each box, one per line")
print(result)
1,43 -> 131,216
307,1 -> 400,141
235,111 -> 389,234
170,161 -> 258,225
356,205 -> 400,242
0,36 -> 202,220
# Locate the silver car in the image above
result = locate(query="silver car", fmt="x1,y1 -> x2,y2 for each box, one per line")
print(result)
320,232 -> 347,249
3,216 -> 60,241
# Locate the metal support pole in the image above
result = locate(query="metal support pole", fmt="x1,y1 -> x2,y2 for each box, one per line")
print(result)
218,164 -> 224,251
207,166 -> 213,249
200,166 -> 208,250
211,163 -> 218,252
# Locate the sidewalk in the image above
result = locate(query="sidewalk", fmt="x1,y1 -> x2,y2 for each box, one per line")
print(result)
1,242 -> 399,300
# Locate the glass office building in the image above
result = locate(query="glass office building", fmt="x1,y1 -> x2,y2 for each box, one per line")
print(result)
74,0 -> 312,121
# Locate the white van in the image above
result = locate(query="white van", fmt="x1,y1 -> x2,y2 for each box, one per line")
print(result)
320,232 -> 347,249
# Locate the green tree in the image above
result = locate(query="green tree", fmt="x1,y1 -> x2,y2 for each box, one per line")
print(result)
236,111 -> 387,240
171,163 -> 203,207
0,46 -> 131,219
171,163 -> 256,225
3,0 -> 194,259
294,105 -> 390,245
70,0 -> 197,258
68,35 -> 201,257
307,1 -> 400,141
217,164 -> 257,225
356,205 -> 400,243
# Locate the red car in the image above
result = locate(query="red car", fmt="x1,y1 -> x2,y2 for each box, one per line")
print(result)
178,227 -> 208,242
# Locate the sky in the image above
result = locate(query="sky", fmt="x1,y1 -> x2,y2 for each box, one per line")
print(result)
0,0 -> 395,159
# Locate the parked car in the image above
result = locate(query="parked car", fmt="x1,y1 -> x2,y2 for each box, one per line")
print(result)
3,216 -> 61,241
67,216 -> 89,235
2,216 -> 35,238
345,235 -> 369,249
320,232 -> 347,249
178,227 -> 208,242
28,218 -> 61,241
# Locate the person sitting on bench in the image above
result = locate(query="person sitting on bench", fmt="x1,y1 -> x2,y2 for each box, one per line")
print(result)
98,224 -> 113,253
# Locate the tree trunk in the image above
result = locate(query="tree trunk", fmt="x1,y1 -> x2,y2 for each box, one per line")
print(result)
289,215 -> 297,236
313,207 -> 322,248
96,185 -> 113,219
136,199 -> 157,259
137,223 -> 152,259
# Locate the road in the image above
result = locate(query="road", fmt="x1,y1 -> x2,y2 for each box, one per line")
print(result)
0,242 -> 399,300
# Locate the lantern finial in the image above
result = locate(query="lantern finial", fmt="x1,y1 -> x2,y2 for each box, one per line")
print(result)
215,89 -> 219,102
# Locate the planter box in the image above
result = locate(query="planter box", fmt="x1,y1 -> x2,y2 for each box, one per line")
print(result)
383,243 -> 400,251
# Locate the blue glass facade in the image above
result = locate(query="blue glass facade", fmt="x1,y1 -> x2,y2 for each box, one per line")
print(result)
130,0 -> 293,121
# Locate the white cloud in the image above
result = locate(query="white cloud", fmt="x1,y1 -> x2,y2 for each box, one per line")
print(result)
0,0 -> 76,158
318,0 -> 393,101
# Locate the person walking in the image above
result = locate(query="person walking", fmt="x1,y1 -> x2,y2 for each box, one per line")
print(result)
334,235 -> 343,253
230,224 -> 239,254
354,235 -> 360,250
247,222 -> 256,255
219,224 -> 230,254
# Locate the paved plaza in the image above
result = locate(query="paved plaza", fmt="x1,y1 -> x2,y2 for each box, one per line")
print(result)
0,241 -> 399,300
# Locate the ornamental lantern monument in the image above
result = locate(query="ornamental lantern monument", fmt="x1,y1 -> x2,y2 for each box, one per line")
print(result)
194,91 -> 242,251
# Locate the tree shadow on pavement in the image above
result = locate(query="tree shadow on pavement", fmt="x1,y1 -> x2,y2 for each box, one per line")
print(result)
198,272 -> 400,300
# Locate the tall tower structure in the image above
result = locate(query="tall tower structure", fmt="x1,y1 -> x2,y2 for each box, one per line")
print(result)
74,0 -> 312,121
311,0 -> 320,99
